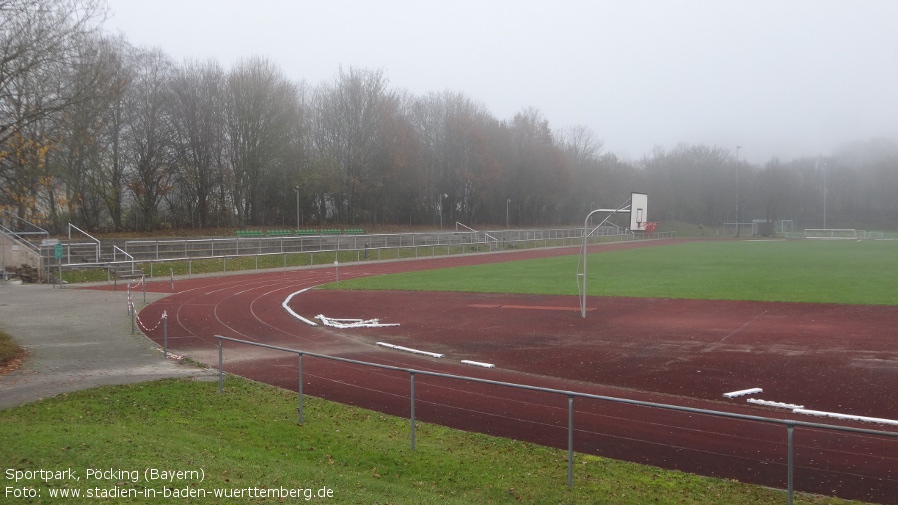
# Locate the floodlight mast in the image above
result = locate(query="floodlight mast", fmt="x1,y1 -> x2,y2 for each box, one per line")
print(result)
578,200 -> 631,318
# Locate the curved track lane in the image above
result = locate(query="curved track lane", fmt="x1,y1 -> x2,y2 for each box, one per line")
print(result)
126,242 -> 898,504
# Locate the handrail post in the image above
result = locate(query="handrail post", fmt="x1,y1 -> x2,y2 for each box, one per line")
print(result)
162,311 -> 168,358
568,395 -> 574,487
217,337 -> 223,393
410,371 -> 416,450
298,353 -> 304,425
787,423 -> 795,505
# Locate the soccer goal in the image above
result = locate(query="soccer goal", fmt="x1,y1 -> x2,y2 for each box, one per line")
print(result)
804,229 -> 858,240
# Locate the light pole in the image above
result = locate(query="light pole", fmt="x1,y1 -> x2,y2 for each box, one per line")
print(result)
735,146 -> 742,237
439,193 -> 447,230
293,186 -> 300,230
506,199 -> 511,228
822,160 -> 827,229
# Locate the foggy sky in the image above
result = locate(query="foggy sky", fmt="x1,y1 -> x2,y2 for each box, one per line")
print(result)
102,0 -> 898,164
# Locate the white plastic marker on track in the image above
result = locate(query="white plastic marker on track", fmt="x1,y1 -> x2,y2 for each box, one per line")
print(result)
461,360 -> 495,368
376,342 -> 444,359
316,315 -> 399,328
747,399 -> 804,410
723,387 -> 763,398
282,289 -> 319,326
792,409 -> 898,427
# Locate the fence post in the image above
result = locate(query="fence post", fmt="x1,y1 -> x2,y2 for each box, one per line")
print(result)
410,371 -> 416,450
162,311 -> 168,358
787,423 -> 795,505
218,337 -> 223,394
298,353 -> 304,425
568,395 -> 574,487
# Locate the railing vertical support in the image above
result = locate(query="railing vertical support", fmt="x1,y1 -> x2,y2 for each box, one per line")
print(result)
162,312 -> 168,358
410,371 -> 416,450
217,337 -> 223,393
568,395 -> 574,487
298,353 -> 304,425
787,423 -> 795,505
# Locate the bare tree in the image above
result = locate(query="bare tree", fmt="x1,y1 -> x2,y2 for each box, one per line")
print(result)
225,56 -> 297,226
121,46 -> 176,231
0,0 -> 106,221
311,67 -> 391,223
170,59 -> 226,227
505,108 -> 570,225
408,90 -> 497,224
52,34 -> 127,230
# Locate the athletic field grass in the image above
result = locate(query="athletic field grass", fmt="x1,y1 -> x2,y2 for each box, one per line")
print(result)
0,377 -> 855,504
328,239 -> 898,305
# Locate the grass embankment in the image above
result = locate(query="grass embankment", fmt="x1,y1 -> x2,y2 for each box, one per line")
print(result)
328,239 -> 898,305
0,377 -> 854,504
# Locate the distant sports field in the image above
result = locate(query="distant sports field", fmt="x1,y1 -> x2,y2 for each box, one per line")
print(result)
330,239 -> 898,305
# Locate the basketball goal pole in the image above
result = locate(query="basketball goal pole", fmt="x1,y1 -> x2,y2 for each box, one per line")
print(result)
578,200 -> 632,318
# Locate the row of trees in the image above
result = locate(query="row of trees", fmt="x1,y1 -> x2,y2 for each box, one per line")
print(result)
2,0 -> 897,234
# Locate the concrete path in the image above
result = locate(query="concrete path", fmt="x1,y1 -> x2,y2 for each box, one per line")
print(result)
0,283 -> 214,410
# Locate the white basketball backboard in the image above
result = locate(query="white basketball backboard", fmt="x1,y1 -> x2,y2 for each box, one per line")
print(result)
630,192 -> 648,231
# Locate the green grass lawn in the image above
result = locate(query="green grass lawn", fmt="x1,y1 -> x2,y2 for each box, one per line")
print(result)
329,239 -> 898,305
0,377 -> 855,504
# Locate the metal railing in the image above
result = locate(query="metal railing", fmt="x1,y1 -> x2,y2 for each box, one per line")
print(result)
67,223 -> 100,262
121,228 -> 675,262
214,335 -> 897,504
113,245 -> 135,274
50,227 -> 676,283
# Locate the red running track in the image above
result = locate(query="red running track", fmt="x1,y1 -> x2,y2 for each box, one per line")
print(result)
112,241 -> 897,504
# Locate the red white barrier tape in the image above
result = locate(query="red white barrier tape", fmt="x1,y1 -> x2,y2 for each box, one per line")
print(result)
131,302 -> 167,333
